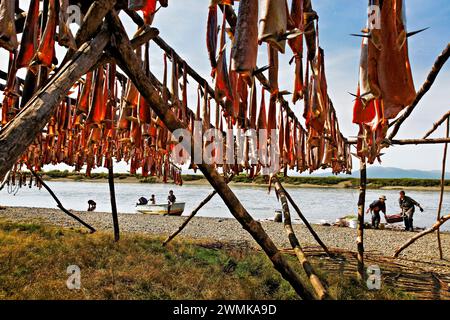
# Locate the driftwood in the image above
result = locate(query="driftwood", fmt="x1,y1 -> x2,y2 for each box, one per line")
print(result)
107,12 -> 314,300
394,214 -> 450,258
163,175 -> 234,246
272,177 -> 328,300
0,28 -> 110,180
30,170 -> 96,233
356,159 -> 367,280
273,179 -> 330,256
388,43 -> 450,140
108,161 -> 120,242
423,111 -> 450,139
436,117 -> 449,259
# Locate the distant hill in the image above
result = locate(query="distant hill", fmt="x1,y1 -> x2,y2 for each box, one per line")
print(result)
312,167 -> 450,179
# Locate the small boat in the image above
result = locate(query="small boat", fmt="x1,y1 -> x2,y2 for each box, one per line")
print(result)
136,202 -> 186,216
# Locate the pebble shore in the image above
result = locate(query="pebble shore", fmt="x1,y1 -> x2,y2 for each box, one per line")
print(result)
1,206 -> 449,274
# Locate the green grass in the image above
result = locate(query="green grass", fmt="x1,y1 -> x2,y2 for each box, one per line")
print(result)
0,219 -> 411,300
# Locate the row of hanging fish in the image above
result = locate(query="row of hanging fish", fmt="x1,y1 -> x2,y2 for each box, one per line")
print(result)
352,0 -> 418,163
205,0 -> 351,174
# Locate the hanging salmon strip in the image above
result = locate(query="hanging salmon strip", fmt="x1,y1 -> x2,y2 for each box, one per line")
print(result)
59,0 -> 77,49
0,0 -> 18,52
231,0 -> 258,75
15,0 -> 40,69
258,0 -> 288,53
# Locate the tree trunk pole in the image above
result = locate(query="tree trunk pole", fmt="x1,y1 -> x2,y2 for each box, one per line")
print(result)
30,170 -> 96,233
436,117 -> 449,259
356,159 -> 367,281
272,177 -> 328,300
108,13 -> 313,299
276,179 -> 330,256
394,214 -> 450,258
108,160 -> 120,242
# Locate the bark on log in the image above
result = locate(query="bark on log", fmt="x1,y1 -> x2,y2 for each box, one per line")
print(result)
108,160 -> 120,242
423,111 -> 450,139
0,28 -> 110,180
272,177 -> 328,300
163,175 -> 234,246
275,178 -> 330,256
356,159 -> 366,281
107,12 -> 314,300
30,170 -> 96,233
388,43 -> 450,140
436,117 -> 449,259
393,214 -> 450,258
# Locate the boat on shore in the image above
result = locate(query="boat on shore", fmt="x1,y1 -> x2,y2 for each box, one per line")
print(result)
136,202 -> 186,216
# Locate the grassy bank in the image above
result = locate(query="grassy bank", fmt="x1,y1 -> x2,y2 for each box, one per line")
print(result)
0,219 -> 411,300
39,170 -> 449,189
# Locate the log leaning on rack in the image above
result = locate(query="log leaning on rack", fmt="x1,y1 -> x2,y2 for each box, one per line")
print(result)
0,28 -> 110,180
30,170 -> 96,233
107,12 -> 314,300
272,177 -> 328,300
163,175 -> 234,246
436,117 -> 449,259
388,43 -> 450,140
356,159 -> 366,281
393,214 -> 450,258
274,179 -> 330,256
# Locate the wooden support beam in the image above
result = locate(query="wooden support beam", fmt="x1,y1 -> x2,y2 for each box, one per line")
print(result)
388,138 -> 450,145
388,43 -> 450,140
60,0 -> 117,66
108,160 -> 120,242
30,170 -> 96,233
163,175 -> 233,246
0,27 -> 110,180
274,178 -> 331,256
108,12 -> 314,299
393,214 -> 450,258
272,177 -> 328,300
423,110 -> 450,139
436,117 -> 449,259
356,159 -> 366,281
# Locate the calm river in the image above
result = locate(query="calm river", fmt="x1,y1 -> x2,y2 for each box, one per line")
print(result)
1,181 -> 449,230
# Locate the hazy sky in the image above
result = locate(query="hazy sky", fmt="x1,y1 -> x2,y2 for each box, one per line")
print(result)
1,0 -> 449,173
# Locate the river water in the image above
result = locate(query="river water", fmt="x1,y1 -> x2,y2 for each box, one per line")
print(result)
1,181 -> 449,230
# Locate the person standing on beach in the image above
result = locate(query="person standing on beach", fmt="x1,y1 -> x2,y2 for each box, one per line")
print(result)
366,195 -> 386,229
167,190 -> 176,215
399,190 -> 424,231
149,194 -> 156,205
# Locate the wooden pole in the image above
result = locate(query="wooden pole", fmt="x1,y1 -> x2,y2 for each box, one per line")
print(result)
394,214 -> 450,258
108,160 -> 120,242
163,175 -> 233,246
423,110 -> 450,139
108,12 -> 314,299
30,170 -> 96,233
356,159 -> 367,281
0,28 -> 110,180
347,137 -> 450,146
275,179 -> 331,256
388,43 -> 450,140
436,117 -> 449,259
272,177 -> 328,300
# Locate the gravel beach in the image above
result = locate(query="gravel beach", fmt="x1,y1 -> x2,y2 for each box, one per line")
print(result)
1,206 -> 449,274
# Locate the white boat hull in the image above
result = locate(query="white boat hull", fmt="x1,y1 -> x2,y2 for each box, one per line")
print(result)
136,202 -> 185,216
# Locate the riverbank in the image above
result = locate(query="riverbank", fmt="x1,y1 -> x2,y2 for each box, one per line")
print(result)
38,170 -> 450,191
1,206 -> 449,275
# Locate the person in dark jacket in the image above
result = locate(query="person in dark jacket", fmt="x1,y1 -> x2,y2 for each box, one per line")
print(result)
399,190 -> 424,231
366,195 -> 386,229
167,190 -> 176,215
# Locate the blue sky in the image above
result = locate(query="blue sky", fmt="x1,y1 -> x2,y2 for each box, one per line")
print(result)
1,0 -> 449,173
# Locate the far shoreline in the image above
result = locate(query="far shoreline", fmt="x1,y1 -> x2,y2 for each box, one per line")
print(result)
41,176 -> 450,192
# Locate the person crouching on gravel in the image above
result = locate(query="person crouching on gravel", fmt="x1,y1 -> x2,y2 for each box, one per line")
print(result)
366,195 -> 386,229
